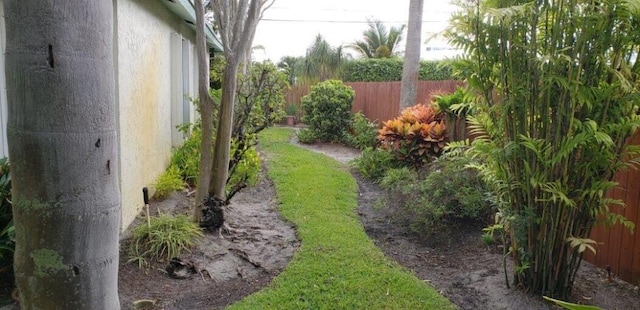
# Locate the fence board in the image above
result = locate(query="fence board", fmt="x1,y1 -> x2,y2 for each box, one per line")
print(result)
588,131 -> 640,285
619,170 -> 638,280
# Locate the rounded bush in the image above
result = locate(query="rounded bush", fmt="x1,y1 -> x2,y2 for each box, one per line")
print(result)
301,80 -> 355,142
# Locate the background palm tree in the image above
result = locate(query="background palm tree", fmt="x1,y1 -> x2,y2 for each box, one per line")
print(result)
277,56 -> 303,85
302,34 -> 346,84
348,19 -> 405,58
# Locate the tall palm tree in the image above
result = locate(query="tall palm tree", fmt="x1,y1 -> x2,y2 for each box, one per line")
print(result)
302,34 -> 346,83
400,0 -> 423,109
349,19 -> 406,58
277,56 -> 303,85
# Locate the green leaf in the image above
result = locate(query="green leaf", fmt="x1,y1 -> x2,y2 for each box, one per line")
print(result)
566,237 -> 597,255
543,296 -> 603,310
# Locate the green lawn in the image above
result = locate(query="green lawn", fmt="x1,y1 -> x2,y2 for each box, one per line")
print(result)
228,127 -> 454,310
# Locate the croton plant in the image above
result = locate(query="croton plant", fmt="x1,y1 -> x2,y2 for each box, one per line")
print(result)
378,103 -> 448,168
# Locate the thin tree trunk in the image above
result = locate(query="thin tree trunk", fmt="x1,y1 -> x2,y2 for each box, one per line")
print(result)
208,0 -> 263,201
4,1 -> 120,308
194,0 -> 215,221
209,59 -> 239,199
400,0 -> 424,110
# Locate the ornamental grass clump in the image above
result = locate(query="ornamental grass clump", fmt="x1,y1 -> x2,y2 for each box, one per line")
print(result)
378,103 -> 448,168
129,214 -> 203,265
446,0 -> 640,299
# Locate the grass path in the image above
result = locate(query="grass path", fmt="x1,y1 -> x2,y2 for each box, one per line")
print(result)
228,127 -> 454,309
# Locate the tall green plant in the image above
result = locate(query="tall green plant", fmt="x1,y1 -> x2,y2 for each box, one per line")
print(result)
446,0 -> 640,298
300,80 -> 355,142
302,35 -> 347,84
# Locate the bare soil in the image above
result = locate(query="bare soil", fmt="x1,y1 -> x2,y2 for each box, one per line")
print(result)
2,137 -> 639,310
117,172 -> 299,310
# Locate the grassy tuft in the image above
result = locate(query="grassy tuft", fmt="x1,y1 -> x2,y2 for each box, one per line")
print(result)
128,214 -> 203,265
229,127 -> 454,309
152,166 -> 184,199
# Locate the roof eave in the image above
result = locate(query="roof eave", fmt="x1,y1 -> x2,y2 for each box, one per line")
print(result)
159,0 -> 224,52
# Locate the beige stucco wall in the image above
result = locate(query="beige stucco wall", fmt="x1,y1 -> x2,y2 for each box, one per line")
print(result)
0,0 -> 198,231
116,0 -> 198,231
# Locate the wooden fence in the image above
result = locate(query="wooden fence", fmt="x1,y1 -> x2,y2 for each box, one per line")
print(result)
285,81 -> 640,285
585,131 -> 640,285
285,80 -> 464,123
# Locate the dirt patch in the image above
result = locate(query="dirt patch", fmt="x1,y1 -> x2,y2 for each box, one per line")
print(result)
117,172 -> 299,310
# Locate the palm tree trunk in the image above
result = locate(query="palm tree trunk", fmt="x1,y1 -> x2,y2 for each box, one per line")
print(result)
5,1 -> 120,308
400,0 -> 424,110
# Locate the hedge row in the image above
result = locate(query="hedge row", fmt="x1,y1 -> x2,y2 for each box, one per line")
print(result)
341,58 -> 455,82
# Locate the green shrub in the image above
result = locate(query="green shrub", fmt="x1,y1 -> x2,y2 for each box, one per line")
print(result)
0,158 -> 13,270
378,103 -> 448,168
301,80 -> 355,142
432,86 -> 473,116
153,166 -> 184,199
418,60 -> 454,81
128,214 -> 203,265
341,59 -> 455,82
170,128 -> 262,201
420,156 -> 494,220
341,58 -> 404,82
227,138 -> 261,196
379,167 -> 419,195
296,128 -> 318,144
350,147 -> 396,182
346,112 -> 379,150
380,155 -> 495,235
285,103 -> 298,116
170,129 -> 201,187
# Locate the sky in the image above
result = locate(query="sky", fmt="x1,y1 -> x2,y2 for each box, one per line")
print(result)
252,0 -> 459,63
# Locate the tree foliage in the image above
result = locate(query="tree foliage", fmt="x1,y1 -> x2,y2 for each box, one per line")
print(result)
348,19 -> 405,58
277,56 -> 304,85
175,61 -> 287,203
227,61 -> 288,201
301,34 -> 347,84
446,0 -> 640,298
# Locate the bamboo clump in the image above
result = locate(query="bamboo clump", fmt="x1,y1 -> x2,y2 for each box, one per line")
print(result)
446,0 -> 640,298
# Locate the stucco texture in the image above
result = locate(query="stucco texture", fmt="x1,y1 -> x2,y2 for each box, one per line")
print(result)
116,0 -> 197,231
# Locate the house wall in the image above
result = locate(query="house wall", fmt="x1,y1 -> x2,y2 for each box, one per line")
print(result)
0,0 -> 201,232
116,0 -> 199,231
